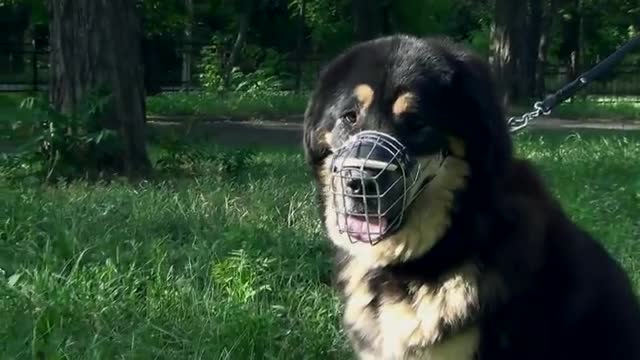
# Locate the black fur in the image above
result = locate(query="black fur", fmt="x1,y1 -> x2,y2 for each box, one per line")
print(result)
303,34 -> 640,359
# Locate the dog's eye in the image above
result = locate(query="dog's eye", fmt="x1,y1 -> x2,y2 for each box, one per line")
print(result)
340,111 -> 358,125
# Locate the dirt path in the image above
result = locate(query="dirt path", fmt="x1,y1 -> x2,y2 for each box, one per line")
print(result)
147,117 -> 640,148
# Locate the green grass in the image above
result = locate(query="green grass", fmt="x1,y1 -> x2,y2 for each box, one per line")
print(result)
1,129 -> 639,359
551,99 -> 640,120
3,92 -> 640,123
146,91 -> 309,119
146,91 -> 640,121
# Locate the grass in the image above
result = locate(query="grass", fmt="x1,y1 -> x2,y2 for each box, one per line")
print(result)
146,91 -> 640,122
2,91 -> 640,123
551,99 -> 640,120
1,128 -> 639,359
145,91 -> 309,119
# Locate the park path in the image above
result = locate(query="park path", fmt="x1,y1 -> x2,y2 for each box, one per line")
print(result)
147,116 -> 640,148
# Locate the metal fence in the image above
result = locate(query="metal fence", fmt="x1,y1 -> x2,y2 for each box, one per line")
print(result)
2,42 -> 640,102
0,42 -> 49,92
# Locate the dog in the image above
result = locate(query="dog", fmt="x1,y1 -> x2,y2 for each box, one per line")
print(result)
302,34 -> 640,359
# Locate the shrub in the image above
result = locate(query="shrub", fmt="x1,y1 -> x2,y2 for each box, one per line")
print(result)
0,89 -> 121,183
198,35 -> 290,98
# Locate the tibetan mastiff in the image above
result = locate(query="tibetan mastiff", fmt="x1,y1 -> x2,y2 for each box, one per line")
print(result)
302,34 -> 640,359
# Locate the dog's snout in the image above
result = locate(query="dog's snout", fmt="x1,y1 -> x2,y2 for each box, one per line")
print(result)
345,170 -> 377,195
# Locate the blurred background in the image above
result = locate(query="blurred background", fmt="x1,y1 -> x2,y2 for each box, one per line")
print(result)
1,0 -> 639,106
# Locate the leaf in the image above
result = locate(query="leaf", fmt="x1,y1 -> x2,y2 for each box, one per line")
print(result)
7,272 -> 22,287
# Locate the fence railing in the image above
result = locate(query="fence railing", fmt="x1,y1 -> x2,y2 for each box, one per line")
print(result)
2,43 -> 640,102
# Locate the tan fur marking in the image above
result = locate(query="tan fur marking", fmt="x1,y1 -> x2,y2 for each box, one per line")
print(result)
377,300 -> 423,358
321,131 -> 333,148
448,137 -> 466,157
339,259 -> 481,359
413,265 -> 480,341
393,92 -> 418,116
340,260 -> 380,354
354,84 -> 374,110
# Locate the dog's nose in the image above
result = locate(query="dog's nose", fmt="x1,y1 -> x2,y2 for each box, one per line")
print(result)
344,170 -> 376,196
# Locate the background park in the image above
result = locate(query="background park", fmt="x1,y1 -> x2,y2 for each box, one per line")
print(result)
0,0 -> 639,358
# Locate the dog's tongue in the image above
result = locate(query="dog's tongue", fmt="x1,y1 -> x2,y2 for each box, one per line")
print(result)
345,216 -> 388,242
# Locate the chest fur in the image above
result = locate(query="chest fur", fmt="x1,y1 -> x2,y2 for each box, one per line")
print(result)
339,262 -> 481,359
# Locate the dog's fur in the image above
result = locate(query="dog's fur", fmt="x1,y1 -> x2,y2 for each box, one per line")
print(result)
302,35 -> 640,359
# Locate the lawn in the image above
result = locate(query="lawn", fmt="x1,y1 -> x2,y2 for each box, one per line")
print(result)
1,92 -> 640,123
1,128 -> 639,359
144,91 -> 640,121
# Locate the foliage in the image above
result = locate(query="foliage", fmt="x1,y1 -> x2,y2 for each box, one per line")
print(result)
1,0 -> 637,69
550,0 -> 640,67
0,131 -> 639,358
390,0 -> 457,36
139,0 -> 188,37
197,35 -> 227,92
2,0 -> 639,118
228,67 -> 285,97
1,0 -> 190,38
197,33 -> 289,96
288,0 -> 352,55
467,21 -> 492,57
0,89 -> 120,183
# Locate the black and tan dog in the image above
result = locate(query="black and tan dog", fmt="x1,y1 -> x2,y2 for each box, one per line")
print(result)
302,34 -> 640,359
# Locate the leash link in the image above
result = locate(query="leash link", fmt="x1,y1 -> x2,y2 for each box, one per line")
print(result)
507,34 -> 640,134
507,101 -> 548,133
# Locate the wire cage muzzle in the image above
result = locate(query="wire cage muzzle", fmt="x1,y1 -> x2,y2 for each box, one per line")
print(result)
328,131 -> 422,244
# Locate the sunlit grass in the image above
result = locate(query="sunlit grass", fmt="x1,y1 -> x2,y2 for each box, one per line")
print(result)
552,99 -> 640,120
1,129 -> 639,358
145,91 -> 640,121
145,91 -> 309,119
2,91 -> 640,123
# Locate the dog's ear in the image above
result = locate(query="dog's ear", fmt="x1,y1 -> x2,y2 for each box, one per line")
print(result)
451,50 -> 513,181
302,93 -> 331,167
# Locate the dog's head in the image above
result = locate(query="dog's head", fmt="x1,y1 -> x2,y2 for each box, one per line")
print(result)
303,35 -> 513,267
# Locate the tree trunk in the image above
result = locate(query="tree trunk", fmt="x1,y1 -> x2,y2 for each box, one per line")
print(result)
522,0 -> 543,101
490,0 -> 527,107
48,0 -> 152,178
223,6 -> 252,92
560,0 -> 582,80
294,0 -> 306,94
535,0 -> 557,97
352,0 -> 384,41
381,0 -> 393,35
181,0 -> 194,90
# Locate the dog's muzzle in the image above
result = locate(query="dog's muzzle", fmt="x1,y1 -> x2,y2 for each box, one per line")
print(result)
329,130 -> 426,245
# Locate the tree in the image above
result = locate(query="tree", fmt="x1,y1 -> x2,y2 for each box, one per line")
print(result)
558,0 -> 584,80
491,0 -> 552,106
181,0 -> 194,89
294,0 -> 306,93
47,0 -> 152,178
352,0 -> 385,41
222,0 -> 255,91
490,0 -> 528,106
535,0 -> 558,97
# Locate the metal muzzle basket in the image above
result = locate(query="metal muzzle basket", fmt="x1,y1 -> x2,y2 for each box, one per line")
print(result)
329,130 -> 422,244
